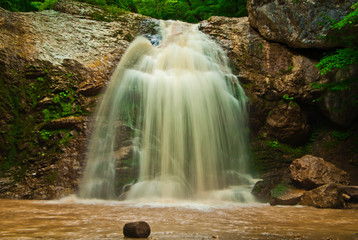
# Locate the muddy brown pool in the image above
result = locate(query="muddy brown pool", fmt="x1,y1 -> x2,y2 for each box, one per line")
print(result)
0,198 -> 357,239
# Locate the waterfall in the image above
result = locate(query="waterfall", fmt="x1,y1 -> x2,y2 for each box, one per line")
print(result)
79,21 -> 255,201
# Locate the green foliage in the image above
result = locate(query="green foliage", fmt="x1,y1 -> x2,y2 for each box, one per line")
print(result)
91,5 -> 127,22
31,0 -> 58,11
313,1 -> 358,107
59,132 -> 72,145
270,183 -> 289,197
41,89 -> 85,122
76,0 -> 107,6
39,129 -> 52,140
282,94 -> 294,102
280,64 -> 294,74
2,0 -> 247,22
331,2 -> 358,30
278,142 -> 307,158
267,140 -> 279,149
316,48 -> 358,75
0,0 -> 36,11
330,130 -> 352,141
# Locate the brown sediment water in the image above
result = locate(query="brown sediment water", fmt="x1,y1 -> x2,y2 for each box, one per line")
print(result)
0,198 -> 357,239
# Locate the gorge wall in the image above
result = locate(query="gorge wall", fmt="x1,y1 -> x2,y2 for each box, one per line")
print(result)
0,0 -> 357,201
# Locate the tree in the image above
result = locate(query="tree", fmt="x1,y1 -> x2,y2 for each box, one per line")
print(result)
0,0 -> 36,11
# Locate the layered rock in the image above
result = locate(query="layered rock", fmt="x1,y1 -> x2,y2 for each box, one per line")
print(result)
247,0 -> 357,49
290,155 -> 350,189
319,65 -> 358,126
300,183 -> 345,208
270,189 -> 305,206
263,101 -> 310,145
0,1 -> 153,199
199,16 -> 326,135
246,0 -> 358,127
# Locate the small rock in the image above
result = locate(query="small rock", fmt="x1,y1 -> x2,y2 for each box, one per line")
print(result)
270,189 -> 305,206
123,221 -> 151,238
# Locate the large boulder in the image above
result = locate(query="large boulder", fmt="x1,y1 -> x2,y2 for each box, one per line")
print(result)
300,183 -> 345,208
263,101 -> 310,145
290,155 -> 350,189
199,16 -> 325,134
247,0 -> 357,48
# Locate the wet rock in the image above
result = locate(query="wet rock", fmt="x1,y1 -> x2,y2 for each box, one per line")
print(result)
251,168 -> 292,202
300,183 -> 345,208
123,221 -> 151,238
77,80 -> 105,96
270,189 -> 305,206
44,116 -> 88,130
263,101 -> 310,145
0,1 -> 155,199
319,66 -> 358,126
54,0 -> 106,17
290,155 -> 350,189
339,186 -> 358,202
247,0 -> 357,48
199,16 -> 326,135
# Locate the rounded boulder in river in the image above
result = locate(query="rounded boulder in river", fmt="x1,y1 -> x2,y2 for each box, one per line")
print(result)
123,221 -> 151,238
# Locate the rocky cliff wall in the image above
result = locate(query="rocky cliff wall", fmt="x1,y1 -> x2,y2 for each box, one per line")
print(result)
0,0 -> 154,199
0,0 -> 357,200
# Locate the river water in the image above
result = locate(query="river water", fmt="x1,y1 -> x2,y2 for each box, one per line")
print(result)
1,198 -> 357,239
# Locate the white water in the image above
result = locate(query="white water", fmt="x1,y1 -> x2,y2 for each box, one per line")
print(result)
79,21 -> 254,201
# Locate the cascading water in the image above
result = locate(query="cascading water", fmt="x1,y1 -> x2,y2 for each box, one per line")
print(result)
79,20 -> 256,201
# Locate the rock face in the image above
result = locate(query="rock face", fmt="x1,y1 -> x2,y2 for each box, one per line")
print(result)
319,66 -> 358,126
300,183 -> 345,208
339,186 -> 358,202
251,168 -> 292,201
199,16 -> 326,135
263,102 -> 310,145
247,0 -> 357,48
0,0 -> 153,199
270,189 -> 305,206
290,155 -> 350,189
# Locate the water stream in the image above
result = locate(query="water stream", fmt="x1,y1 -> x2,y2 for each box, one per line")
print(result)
1,199 -> 357,239
79,20 -> 254,201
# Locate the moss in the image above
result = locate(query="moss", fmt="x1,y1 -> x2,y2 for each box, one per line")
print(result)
91,5 -> 128,22
0,63 -> 88,184
270,183 -> 290,197
43,170 -> 58,184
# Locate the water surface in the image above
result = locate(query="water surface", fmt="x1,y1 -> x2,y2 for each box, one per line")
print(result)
1,198 -> 357,239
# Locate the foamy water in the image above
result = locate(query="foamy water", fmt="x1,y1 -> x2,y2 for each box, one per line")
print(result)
79,20 -> 251,201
